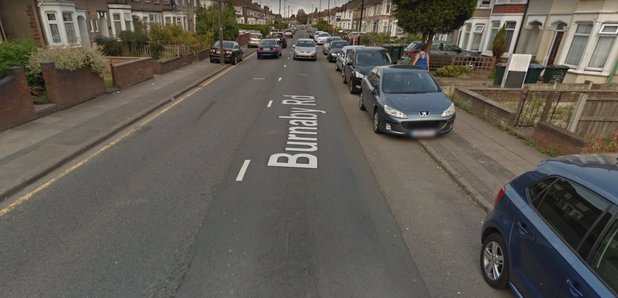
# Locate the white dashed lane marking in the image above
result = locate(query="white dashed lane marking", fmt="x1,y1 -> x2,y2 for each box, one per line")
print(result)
267,100 -> 273,108
235,160 -> 251,182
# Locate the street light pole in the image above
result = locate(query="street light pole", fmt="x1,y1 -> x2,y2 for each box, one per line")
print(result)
358,0 -> 364,45
218,0 -> 224,65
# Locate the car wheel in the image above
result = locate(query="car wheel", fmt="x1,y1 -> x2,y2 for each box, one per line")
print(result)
210,59 -> 215,63
257,55 -> 261,59
373,111 -> 382,134
336,64 -> 340,72
343,72 -> 347,84
480,233 -> 510,289
348,77 -> 355,94
293,55 -> 296,60
359,93 -> 366,111
232,55 -> 238,65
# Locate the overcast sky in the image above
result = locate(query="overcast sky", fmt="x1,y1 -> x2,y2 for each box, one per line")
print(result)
256,0 -> 345,16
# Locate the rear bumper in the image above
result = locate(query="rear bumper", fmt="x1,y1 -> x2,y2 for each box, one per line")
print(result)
257,51 -> 280,57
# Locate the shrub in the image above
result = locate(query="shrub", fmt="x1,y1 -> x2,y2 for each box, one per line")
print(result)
0,38 -> 35,78
119,30 -> 149,56
492,26 -> 507,59
434,65 -> 471,78
27,46 -> 107,80
96,36 -> 122,56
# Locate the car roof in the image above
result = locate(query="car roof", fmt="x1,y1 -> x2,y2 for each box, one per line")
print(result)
378,65 -> 427,73
353,47 -> 388,52
536,153 -> 618,204
297,38 -> 315,42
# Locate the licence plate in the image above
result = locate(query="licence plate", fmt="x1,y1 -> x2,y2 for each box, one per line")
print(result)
411,130 -> 436,138
263,48 -> 270,51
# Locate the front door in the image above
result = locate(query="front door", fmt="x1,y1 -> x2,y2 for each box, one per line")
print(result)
547,31 -> 564,66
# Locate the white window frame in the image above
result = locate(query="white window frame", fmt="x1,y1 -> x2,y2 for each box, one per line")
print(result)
586,24 -> 618,71
478,0 -> 491,8
62,11 -> 77,44
564,23 -> 593,68
471,24 -> 485,51
45,11 -> 62,44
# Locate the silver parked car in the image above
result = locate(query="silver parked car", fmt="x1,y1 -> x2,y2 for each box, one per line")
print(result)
322,36 -> 342,54
292,39 -> 318,61
359,65 -> 455,137
248,33 -> 263,48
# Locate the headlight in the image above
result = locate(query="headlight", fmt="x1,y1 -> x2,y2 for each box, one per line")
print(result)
354,71 -> 365,79
441,103 -> 456,117
384,105 -> 407,119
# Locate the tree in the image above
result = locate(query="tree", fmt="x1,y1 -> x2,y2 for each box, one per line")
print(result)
492,25 -> 507,60
196,2 -> 239,41
296,9 -> 308,24
393,0 -> 476,53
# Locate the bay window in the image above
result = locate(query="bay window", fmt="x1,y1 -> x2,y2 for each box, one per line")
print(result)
565,23 -> 592,66
588,24 -> 618,70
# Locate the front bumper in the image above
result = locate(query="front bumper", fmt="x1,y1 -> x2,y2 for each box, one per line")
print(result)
379,112 -> 455,137
294,51 -> 317,60
248,40 -> 260,47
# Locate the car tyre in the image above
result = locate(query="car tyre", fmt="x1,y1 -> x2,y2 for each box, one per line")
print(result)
359,93 -> 366,111
257,55 -> 261,59
232,55 -> 238,65
480,233 -> 510,289
343,72 -> 347,84
348,77 -> 356,94
373,111 -> 382,134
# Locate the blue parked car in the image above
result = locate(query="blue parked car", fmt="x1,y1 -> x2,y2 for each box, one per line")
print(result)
480,154 -> 618,297
257,39 -> 282,59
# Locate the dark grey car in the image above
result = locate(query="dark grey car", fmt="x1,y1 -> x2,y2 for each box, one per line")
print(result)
343,47 -> 392,94
327,40 -> 349,63
359,65 -> 455,137
402,41 -> 480,61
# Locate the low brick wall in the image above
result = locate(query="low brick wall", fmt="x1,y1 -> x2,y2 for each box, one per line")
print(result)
183,52 -> 196,65
197,49 -> 209,61
111,57 -> 154,89
236,33 -> 250,47
154,56 -> 183,74
41,62 -> 105,109
453,88 -> 516,128
0,67 -> 36,131
533,122 -> 587,155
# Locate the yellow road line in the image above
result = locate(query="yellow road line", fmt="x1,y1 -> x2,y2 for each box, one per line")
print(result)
0,64 -> 238,218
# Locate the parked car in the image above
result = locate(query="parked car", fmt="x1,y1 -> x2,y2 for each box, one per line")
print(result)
292,39 -> 317,61
402,41 -> 480,61
209,40 -> 243,65
308,27 -> 318,38
327,40 -> 349,63
284,29 -> 294,38
359,65 -> 455,136
315,32 -> 331,45
257,39 -> 282,59
248,32 -> 263,48
336,45 -> 364,73
480,153 -> 618,298
343,47 -> 392,94
322,36 -> 343,54
270,32 -> 287,48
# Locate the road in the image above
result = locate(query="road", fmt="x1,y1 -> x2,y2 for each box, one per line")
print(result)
0,32 -> 511,297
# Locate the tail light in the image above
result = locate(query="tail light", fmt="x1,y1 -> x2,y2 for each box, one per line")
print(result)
272,47 -> 278,51
259,47 -> 263,51
225,50 -> 232,55
494,187 -> 506,207
210,49 -> 215,53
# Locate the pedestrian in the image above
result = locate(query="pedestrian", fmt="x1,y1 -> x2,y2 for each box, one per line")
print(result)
413,44 -> 430,71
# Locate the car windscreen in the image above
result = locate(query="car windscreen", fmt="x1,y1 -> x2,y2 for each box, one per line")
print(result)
259,40 -> 277,46
250,34 -> 262,38
213,41 -> 235,49
296,40 -> 316,47
382,71 -> 440,94
318,33 -> 329,37
272,33 -> 284,37
330,41 -> 349,49
355,51 -> 390,66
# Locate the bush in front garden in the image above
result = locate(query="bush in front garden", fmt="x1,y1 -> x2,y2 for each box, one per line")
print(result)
0,38 -> 35,79
27,46 -> 107,81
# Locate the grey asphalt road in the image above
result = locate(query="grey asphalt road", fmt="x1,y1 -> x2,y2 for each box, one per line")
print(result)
0,32 -> 511,297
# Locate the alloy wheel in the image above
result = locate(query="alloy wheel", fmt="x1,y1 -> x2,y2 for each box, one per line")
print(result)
482,241 -> 504,281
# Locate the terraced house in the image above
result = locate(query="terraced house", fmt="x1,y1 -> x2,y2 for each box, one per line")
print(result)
0,0 -> 197,47
454,0 -> 618,84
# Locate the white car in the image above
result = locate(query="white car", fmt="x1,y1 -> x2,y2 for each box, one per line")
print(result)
312,31 -> 324,41
315,32 -> 330,45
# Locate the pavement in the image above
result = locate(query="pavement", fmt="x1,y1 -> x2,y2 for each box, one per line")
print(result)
0,46 -> 547,212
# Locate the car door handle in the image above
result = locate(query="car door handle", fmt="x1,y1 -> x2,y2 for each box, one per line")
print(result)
517,222 -> 528,235
566,279 -> 584,297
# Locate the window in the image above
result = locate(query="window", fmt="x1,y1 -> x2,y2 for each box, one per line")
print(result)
165,16 -> 171,25
62,12 -> 77,42
565,23 -> 593,66
528,177 -> 557,204
588,24 -> 618,69
591,221 -> 618,293
534,178 -> 610,252
461,23 -> 471,49
504,21 -> 516,49
386,3 -> 391,14
471,24 -> 485,51
46,12 -> 62,43
486,20 -> 500,50
478,0 -> 491,7
113,13 -> 122,36
124,13 -> 132,32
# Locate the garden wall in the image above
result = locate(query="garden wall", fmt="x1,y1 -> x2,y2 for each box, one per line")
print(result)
111,57 -> 154,89
0,67 -> 36,131
453,88 -> 516,127
533,122 -> 587,155
197,49 -> 209,61
41,62 -> 105,109
154,56 -> 183,74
